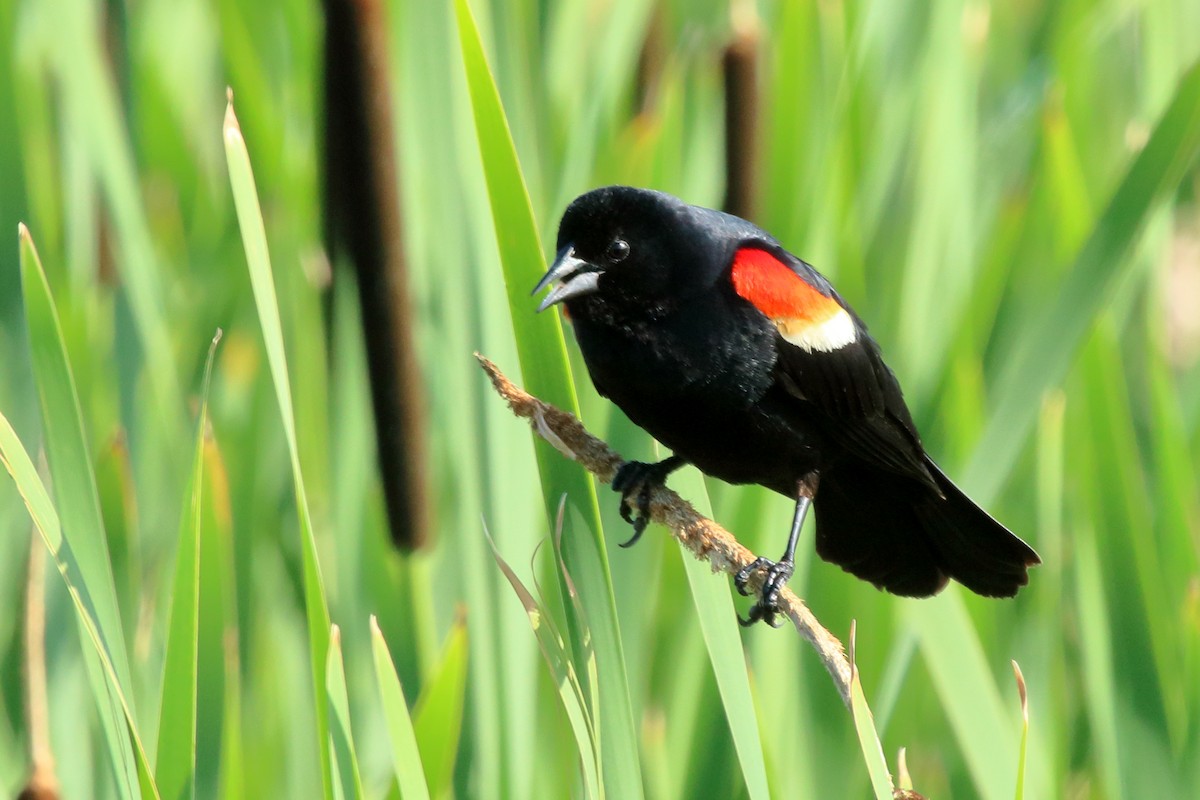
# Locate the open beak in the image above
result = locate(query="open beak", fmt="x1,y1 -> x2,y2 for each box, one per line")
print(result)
532,245 -> 601,312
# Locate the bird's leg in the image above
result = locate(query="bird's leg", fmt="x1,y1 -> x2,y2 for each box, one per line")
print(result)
611,455 -> 685,548
736,472 -> 820,627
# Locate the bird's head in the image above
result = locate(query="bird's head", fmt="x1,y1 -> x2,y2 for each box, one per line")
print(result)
533,186 -> 763,318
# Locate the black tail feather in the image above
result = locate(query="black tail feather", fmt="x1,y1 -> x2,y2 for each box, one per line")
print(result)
813,464 -> 949,597
813,460 -> 1039,598
913,458 -> 1040,597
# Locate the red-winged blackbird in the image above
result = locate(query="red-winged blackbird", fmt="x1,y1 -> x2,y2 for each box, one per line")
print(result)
534,186 -> 1039,626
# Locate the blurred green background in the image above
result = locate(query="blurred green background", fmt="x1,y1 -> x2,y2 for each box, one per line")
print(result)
2,0 -> 1199,797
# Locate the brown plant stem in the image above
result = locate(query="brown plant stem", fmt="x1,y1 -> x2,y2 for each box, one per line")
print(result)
20,526 -> 59,800
722,1 -> 761,222
634,5 -> 667,115
322,0 -> 431,550
475,353 -> 852,707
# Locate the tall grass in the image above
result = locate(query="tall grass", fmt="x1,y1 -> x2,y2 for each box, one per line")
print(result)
1,0 -> 1198,798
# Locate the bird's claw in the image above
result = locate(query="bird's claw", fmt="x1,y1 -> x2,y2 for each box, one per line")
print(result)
735,557 -> 794,628
618,495 -> 650,548
612,460 -> 668,548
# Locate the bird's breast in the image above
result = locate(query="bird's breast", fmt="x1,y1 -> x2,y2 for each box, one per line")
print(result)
571,292 -> 776,410
567,292 -> 824,492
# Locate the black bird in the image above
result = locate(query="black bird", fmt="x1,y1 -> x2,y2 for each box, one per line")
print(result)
533,186 -> 1039,626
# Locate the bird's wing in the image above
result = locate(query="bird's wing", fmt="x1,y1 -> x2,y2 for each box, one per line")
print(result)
729,245 -> 939,491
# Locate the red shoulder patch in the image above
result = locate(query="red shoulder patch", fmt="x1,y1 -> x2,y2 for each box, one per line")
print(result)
730,248 -> 841,324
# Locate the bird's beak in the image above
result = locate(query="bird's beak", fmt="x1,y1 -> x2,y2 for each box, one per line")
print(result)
532,245 -> 601,312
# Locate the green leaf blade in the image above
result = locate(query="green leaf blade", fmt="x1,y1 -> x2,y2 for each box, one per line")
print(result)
412,620 -> 469,798
155,331 -> 221,800
670,469 -> 770,800
371,617 -> 433,800
325,626 -> 365,800
453,2 -> 644,797
222,96 -> 334,799
18,223 -> 134,700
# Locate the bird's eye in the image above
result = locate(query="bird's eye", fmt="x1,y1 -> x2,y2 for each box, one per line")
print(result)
605,238 -> 630,263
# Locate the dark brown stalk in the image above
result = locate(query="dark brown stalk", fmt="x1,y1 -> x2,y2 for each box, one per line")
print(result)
635,5 -> 667,115
722,3 -> 761,221
322,0 -> 430,549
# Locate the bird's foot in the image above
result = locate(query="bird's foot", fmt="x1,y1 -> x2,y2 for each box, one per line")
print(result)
611,460 -> 675,548
734,557 -> 795,628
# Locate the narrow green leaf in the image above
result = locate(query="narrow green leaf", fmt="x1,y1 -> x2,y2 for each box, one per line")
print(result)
454,2 -> 643,796
1146,352 -> 1200,583
218,628 -> 246,799
412,619 -> 469,799
668,467 -> 770,800
326,625 -> 365,799
196,435 -> 242,798
51,0 -> 181,419
848,623 -> 895,800
0,403 -> 162,799
1074,529 -> 1123,797
454,2 -> 579,413
908,595 -> 1015,800
155,330 -> 222,800
223,94 -> 334,798
370,616 -> 433,800
18,223 -> 134,705
486,525 -> 601,800
14,223 -> 156,796
1076,328 -> 1185,747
